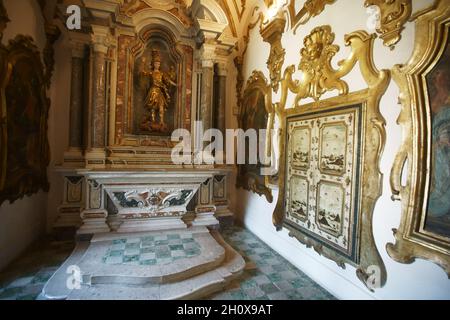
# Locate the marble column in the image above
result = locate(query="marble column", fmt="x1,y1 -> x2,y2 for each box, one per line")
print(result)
70,55 -> 84,149
215,63 -> 227,136
199,44 -> 216,132
200,60 -> 214,132
91,49 -> 107,148
86,26 -> 111,167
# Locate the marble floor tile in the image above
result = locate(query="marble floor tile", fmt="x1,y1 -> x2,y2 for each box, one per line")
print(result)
0,227 -> 335,300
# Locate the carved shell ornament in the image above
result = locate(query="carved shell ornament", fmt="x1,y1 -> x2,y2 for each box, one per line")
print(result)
278,25 -> 349,108
299,26 -> 347,101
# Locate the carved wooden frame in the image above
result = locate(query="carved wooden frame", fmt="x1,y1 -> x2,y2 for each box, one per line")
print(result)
112,26 -> 193,150
237,70 -> 274,203
271,26 -> 390,290
388,0 -> 450,276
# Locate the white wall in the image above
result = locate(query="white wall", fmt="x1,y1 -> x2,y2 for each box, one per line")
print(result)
0,0 -> 49,271
46,32 -> 72,231
234,0 -> 450,300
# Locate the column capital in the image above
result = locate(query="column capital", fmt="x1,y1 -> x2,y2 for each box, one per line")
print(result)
71,40 -> 87,59
68,32 -> 89,58
198,43 -> 217,69
215,61 -> 228,76
91,25 -> 114,54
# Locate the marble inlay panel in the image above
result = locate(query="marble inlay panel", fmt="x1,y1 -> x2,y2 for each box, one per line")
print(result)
102,233 -> 201,266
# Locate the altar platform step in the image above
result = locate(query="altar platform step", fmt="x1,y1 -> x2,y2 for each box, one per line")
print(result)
41,227 -> 245,300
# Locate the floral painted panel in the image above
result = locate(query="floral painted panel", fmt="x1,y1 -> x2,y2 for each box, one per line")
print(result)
285,105 -> 362,262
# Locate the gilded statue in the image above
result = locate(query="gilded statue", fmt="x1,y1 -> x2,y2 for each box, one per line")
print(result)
140,49 -> 177,133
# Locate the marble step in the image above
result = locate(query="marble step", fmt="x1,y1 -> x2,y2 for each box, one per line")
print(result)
80,228 -> 226,286
41,228 -> 245,300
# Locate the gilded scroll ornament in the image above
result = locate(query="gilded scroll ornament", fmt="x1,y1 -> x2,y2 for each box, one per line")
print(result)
389,0 -> 450,276
287,0 -> 336,33
272,25 -> 390,290
260,12 -> 286,93
364,0 -> 412,49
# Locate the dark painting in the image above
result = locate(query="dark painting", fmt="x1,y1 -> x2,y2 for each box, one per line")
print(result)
425,37 -> 450,238
237,71 -> 272,202
0,36 -> 50,205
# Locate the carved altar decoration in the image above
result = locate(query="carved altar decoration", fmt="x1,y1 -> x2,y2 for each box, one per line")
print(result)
53,1 -> 236,236
237,71 -> 273,203
111,26 -> 192,161
138,48 -> 177,134
389,0 -> 450,276
287,0 -> 336,34
0,35 -> 50,205
271,25 -> 390,290
364,0 -> 412,49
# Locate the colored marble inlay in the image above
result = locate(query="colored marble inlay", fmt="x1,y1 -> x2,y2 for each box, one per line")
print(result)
102,233 -> 201,266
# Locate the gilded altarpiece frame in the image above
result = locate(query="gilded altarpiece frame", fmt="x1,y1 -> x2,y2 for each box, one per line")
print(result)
272,26 -> 390,289
113,27 -> 193,151
389,0 -> 450,275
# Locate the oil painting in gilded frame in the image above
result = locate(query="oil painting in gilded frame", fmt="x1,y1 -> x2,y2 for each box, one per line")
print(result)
271,25 -> 390,290
389,0 -> 450,275
236,71 -> 273,203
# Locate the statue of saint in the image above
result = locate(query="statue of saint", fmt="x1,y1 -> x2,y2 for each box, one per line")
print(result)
140,49 -> 177,132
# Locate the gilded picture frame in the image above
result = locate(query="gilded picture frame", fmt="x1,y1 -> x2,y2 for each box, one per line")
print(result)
237,71 -> 274,203
271,26 -> 390,290
389,0 -> 450,276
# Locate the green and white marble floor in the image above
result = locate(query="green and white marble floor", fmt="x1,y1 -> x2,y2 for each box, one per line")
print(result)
0,227 -> 335,300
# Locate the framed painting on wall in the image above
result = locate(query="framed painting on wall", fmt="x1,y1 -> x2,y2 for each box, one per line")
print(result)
271,25 -> 391,290
389,0 -> 450,275
0,35 -> 50,205
236,71 -> 274,203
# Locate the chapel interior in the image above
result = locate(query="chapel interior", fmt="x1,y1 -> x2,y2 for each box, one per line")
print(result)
0,0 -> 449,301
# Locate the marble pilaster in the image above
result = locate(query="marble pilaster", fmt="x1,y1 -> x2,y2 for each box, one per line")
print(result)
199,44 -> 215,132
85,26 -> 112,167
64,37 -> 87,167
215,62 -> 227,136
